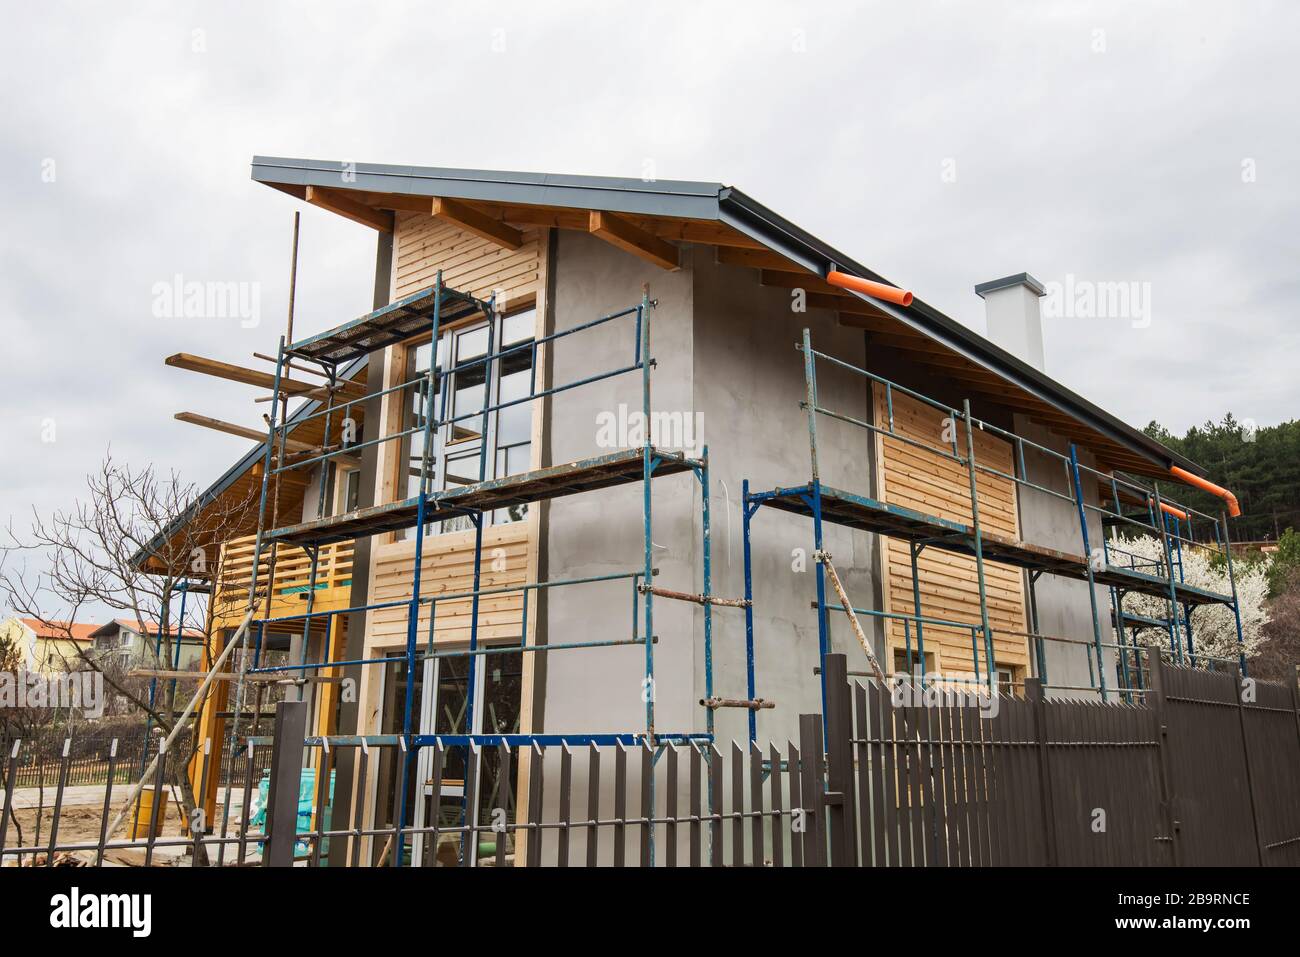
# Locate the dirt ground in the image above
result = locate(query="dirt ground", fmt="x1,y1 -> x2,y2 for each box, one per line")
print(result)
3,798 -> 246,866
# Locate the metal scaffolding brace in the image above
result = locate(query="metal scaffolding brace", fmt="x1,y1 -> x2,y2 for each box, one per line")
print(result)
232,272 -> 727,865
739,328 -> 1247,737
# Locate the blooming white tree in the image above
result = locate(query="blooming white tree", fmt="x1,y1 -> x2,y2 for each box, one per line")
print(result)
1110,534 -> 1270,665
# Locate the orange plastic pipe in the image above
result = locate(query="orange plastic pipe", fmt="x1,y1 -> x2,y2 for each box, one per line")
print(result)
1154,501 -> 1189,521
826,271 -> 914,307
1170,465 -> 1241,518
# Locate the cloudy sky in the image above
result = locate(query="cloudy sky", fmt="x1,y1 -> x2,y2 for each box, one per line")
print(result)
1,1 -> 1296,621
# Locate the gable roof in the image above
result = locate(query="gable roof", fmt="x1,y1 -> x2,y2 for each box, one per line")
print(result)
88,619 -> 205,641
251,155 -> 1203,479
15,618 -> 98,642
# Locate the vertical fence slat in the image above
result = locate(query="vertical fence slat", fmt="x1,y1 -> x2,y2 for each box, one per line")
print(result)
640,743 -> 653,866
797,715 -> 824,867
731,741 -> 744,867
557,744 -> 572,868
750,742 -> 764,867
525,743 -> 544,868
613,743 -> 627,868
708,745 -> 723,867
788,740 -> 802,868
688,744 -> 701,867
769,743 -> 784,868
95,739 -> 118,867
665,744 -> 678,867
853,683 -> 873,867
586,744 -> 601,867
494,743 -> 511,869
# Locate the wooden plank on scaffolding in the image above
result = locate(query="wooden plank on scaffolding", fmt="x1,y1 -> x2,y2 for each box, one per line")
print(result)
174,412 -> 316,452
166,353 -> 366,399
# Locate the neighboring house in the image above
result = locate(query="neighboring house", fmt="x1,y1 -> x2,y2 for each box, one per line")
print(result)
0,617 -> 97,672
86,619 -> 206,672
138,158 -> 1243,864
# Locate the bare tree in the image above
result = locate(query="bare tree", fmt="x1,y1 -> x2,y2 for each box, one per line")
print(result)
0,450 -> 256,863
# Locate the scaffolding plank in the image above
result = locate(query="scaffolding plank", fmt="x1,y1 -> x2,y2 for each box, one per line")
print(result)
267,447 -> 698,546
286,282 -> 490,365
754,483 -> 1234,607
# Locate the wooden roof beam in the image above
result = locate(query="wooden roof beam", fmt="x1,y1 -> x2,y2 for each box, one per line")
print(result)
431,196 -> 523,249
716,246 -> 807,272
165,353 -> 366,400
175,413 -> 316,452
589,210 -> 680,270
305,186 -> 394,232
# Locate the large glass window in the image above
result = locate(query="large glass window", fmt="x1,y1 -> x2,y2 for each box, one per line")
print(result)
400,651 -> 523,866
398,308 -> 536,539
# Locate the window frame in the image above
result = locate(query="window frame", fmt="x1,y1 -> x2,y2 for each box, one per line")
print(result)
392,304 -> 537,538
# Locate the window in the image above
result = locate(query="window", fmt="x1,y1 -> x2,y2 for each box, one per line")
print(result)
996,664 -> 1018,697
344,468 -> 361,511
892,647 -> 935,679
375,649 -> 523,866
397,308 -> 536,539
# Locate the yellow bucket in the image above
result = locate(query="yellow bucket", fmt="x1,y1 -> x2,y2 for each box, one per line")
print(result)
129,786 -> 170,840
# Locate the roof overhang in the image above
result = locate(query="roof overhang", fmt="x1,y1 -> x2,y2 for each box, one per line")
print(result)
248,155 -> 1203,479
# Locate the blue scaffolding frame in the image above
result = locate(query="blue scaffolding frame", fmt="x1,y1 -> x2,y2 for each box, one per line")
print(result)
233,273 -> 721,865
738,328 -> 1247,736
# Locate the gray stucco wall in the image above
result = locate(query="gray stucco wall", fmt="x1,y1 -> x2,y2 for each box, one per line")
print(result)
531,235 -> 1121,863
1014,416 -> 1119,696
540,235 -> 883,749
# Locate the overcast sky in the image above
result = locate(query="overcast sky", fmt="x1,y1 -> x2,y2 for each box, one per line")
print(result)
1,1 -> 1296,622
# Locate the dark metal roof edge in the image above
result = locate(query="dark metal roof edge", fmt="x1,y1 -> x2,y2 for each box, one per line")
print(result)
716,190 -> 1202,477
251,156 -> 723,221
250,157 -> 1200,477
129,353 -> 369,570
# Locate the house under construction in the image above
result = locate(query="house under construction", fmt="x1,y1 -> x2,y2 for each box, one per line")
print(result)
143,157 -> 1248,866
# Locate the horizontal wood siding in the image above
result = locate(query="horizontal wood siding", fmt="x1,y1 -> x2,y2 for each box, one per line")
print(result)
874,385 -> 1028,676
393,212 -> 543,305
369,521 -> 530,648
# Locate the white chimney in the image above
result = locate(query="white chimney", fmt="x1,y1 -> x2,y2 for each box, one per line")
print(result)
974,273 -> 1047,371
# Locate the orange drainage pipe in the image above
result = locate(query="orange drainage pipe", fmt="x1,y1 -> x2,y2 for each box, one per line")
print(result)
1170,465 -> 1242,518
826,270 -> 914,307
1154,501 -> 1190,521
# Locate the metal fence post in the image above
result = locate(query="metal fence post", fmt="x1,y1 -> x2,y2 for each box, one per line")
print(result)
822,654 -> 857,865
1024,678 -> 1058,867
1231,660 -> 1265,866
264,700 -> 308,867
1144,646 -> 1180,866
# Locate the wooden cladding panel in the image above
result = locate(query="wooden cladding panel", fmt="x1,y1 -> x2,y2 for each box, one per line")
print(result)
874,385 -> 1028,674
369,522 -> 531,647
394,212 -> 543,304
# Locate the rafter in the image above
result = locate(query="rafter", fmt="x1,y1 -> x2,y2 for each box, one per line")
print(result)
431,196 -> 523,249
174,412 -> 315,452
589,210 -> 680,270
305,186 -> 394,232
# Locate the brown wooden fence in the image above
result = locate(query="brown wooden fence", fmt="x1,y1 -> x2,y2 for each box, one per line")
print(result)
3,647 -> 1298,866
